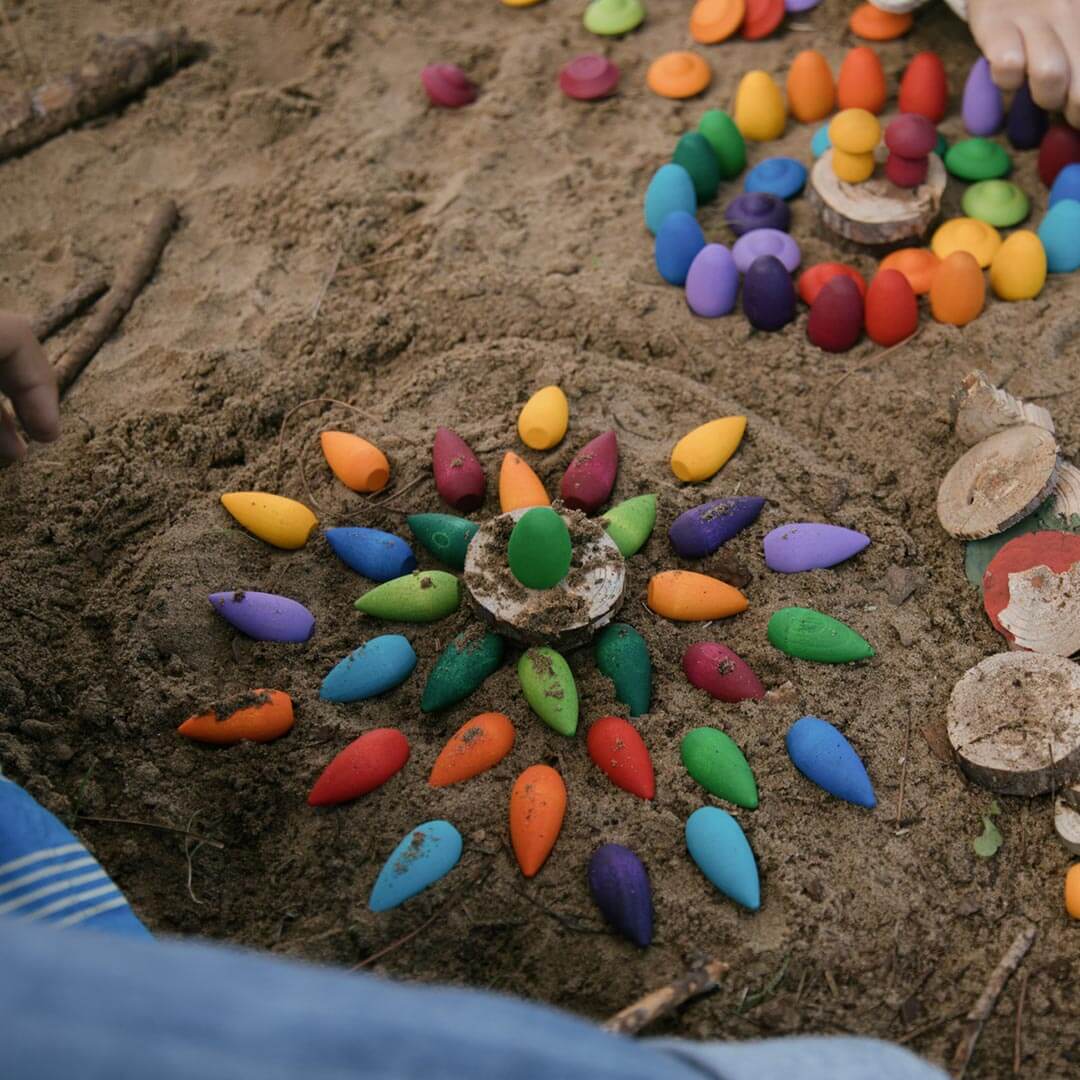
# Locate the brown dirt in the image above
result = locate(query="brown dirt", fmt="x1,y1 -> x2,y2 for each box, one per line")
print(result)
1,1 -> 1079,1077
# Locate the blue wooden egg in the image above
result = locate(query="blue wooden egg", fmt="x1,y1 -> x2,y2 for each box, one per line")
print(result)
744,157 -> 807,200
369,820 -> 462,912
1049,164 -> 1080,207
325,527 -> 416,582
644,163 -> 697,236
685,806 -> 760,911
1038,199 -> 1080,273
655,210 -> 706,286
320,634 -> 417,702
786,715 -> 876,807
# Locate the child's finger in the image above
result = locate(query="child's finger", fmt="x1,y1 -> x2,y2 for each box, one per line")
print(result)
1019,17 -> 1070,108
0,315 -> 59,443
974,17 -> 1026,90
1063,27 -> 1080,127
0,402 -> 27,464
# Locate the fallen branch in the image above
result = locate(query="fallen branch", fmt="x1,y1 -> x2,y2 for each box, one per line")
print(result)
54,197 -> 178,393
603,958 -> 729,1036
31,273 -> 109,341
0,27 -> 201,163
76,813 -> 225,850
950,925 -> 1037,1078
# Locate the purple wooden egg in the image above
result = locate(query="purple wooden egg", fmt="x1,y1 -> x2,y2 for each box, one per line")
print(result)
669,496 -> 766,558
587,843 -> 653,947
683,642 -> 765,702
560,430 -> 618,513
763,522 -> 870,572
685,244 -> 739,317
724,192 -> 791,236
421,64 -> 477,109
962,58 -> 1003,136
1006,81 -> 1048,150
742,255 -> 796,331
209,590 -> 315,643
732,229 -> 801,273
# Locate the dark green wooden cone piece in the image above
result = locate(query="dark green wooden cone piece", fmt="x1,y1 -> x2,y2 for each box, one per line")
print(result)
594,623 -> 651,717
518,647 -> 578,736
355,571 -> 460,622
602,494 -> 656,557
680,727 -> 758,809
508,507 -> 572,589
673,132 -> 721,203
767,606 -> 874,663
406,513 -> 479,570
421,630 -> 505,713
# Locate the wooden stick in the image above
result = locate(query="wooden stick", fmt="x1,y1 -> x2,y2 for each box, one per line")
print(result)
31,273 -> 109,341
950,926 -> 1037,1078
0,28 -> 200,163
53,198 -> 178,393
603,958 -> 729,1036
1013,970 -> 1028,1074
76,813 -> 225,850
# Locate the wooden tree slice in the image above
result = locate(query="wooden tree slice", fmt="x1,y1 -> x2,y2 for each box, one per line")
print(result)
1055,798 -> 1080,855
947,652 -> 1080,796
1050,461 -> 1080,524
808,149 -> 946,246
951,370 -> 1054,448
1062,782 -> 1080,811
463,508 -> 625,650
937,425 -> 1060,539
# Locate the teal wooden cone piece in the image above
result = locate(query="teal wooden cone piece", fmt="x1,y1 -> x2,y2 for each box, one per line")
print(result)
685,806 -> 760,911
355,571 -> 460,622
680,727 -> 758,809
421,631 -> 505,712
518,647 -> 578,736
602,494 -> 656,557
594,623 -> 652,716
508,507 -> 572,589
406,513 -> 479,570
767,606 -> 874,663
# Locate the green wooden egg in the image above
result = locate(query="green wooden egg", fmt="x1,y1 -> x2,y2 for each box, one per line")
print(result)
508,507 -> 572,590
698,109 -> 746,179
673,133 -> 721,203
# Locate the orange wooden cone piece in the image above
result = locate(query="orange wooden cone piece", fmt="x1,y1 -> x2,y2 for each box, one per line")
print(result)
178,690 -> 294,745
429,713 -> 516,787
499,452 -> 550,512
509,764 -> 566,877
647,571 -> 748,621
320,431 -> 390,493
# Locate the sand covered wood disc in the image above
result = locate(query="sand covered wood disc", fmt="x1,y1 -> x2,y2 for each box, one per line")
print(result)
1055,798 -> 1080,854
937,424 -> 1060,539
947,651 -> 1080,796
951,370 -> 1054,447
1051,460 -> 1080,525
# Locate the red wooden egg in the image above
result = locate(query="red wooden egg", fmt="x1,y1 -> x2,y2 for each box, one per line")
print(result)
886,152 -> 929,188
587,715 -> 655,799
433,427 -> 486,512
837,47 -> 887,113
682,642 -> 765,702
797,262 -> 866,306
865,269 -> 918,346
560,430 -> 618,513
1038,125 -> 1080,187
806,275 -> 865,352
308,727 -> 410,806
898,52 -> 948,122
885,114 -> 937,158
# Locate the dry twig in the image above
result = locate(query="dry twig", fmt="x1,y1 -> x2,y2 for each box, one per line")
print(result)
1013,970 -> 1029,1075
897,706 -> 913,828
76,813 -> 225,850
32,273 -> 109,341
603,958 -> 729,1036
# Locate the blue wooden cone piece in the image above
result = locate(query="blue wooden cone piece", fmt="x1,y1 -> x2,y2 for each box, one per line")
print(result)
685,806 -> 760,911
369,820 -> 462,912
785,715 -> 876,808
320,635 -> 417,703
0,775 -> 150,937
208,590 -> 315,643
587,843 -> 653,947
325,527 -> 417,582
669,497 -> 766,558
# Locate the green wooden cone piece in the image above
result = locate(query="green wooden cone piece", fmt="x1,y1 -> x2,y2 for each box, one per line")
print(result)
767,606 -> 874,663
421,631 -> 505,713
602,494 -> 656,558
518,647 -> 578,736
698,109 -> 746,179
508,507 -> 572,590
594,623 -> 651,716
681,727 -> 758,809
355,570 -> 460,622
406,513 -> 479,570
673,133 -> 721,203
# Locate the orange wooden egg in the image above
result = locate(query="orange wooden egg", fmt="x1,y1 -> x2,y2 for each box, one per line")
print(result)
929,251 -> 985,327
510,764 -> 566,877
848,3 -> 912,40
837,47 -> 887,114
320,431 -> 390,493
429,712 -> 515,787
499,452 -> 550,512
879,247 -> 940,295
178,689 -> 294,745
865,269 -> 918,346
786,50 -> 835,124
647,570 -> 748,621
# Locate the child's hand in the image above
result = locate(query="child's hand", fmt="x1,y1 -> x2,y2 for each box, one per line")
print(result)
969,0 -> 1080,127
0,313 -> 59,464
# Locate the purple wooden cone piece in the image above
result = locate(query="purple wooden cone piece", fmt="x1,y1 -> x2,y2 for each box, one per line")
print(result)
763,522 -> 870,572
1006,81 -> 1048,150
433,427 -> 486,512
587,843 -> 653,947
560,430 -> 618,513
209,590 -> 315,643
962,58 -> 1003,136
742,255 -> 797,331
685,244 -> 739,318
724,192 -> 790,237
669,497 -> 766,558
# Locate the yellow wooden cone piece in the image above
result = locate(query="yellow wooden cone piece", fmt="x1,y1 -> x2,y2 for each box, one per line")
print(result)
989,230 -> 1046,301
670,416 -> 747,482
320,431 -> 390,493
518,385 -> 569,450
499,452 -> 550,512
220,492 -> 318,549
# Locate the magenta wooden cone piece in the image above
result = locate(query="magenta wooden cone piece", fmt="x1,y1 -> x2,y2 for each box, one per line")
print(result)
683,642 -> 765,702
433,427 -> 486,512
559,55 -> 620,101
560,431 -> 618,513
421,64 -> 477,108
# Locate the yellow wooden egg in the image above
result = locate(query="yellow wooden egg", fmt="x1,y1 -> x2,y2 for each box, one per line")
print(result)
671,416 -> 747,482
518,385 -> 569,450
832,148 -> 875,183
220,492 -> 318,550
989,230 -> 1046,301
1067,864 -> 1080,920
931,217 -> 1002,268
502,0 -> 543,6
733,71 -> 785,142
828,108 -> 880,154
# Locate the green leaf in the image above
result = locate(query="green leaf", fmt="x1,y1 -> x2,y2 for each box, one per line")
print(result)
973,815 -> 1002,858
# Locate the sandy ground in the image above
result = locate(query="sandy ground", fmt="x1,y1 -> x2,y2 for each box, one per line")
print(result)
1,1 -> 1079,1076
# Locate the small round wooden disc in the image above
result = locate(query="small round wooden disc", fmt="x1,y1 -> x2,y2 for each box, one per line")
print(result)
1051,460 -> 1080,523
950,369 -> 1055,448
808,149 -> 946,246
937,424 -> 1060,540
1063,783 -> 1080,811
947,651 -> 1080,796
1055,798 -> 1080,855
463,508 -> 626,650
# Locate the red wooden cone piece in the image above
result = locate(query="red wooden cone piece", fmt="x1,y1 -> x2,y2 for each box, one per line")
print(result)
587,716 -> 656,799
308,728 -> 410,806
560,430 -> 618,513
433,427 -> 486,512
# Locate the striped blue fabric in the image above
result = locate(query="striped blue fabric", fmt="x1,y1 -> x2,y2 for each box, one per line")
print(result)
0,776 -> 150,937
